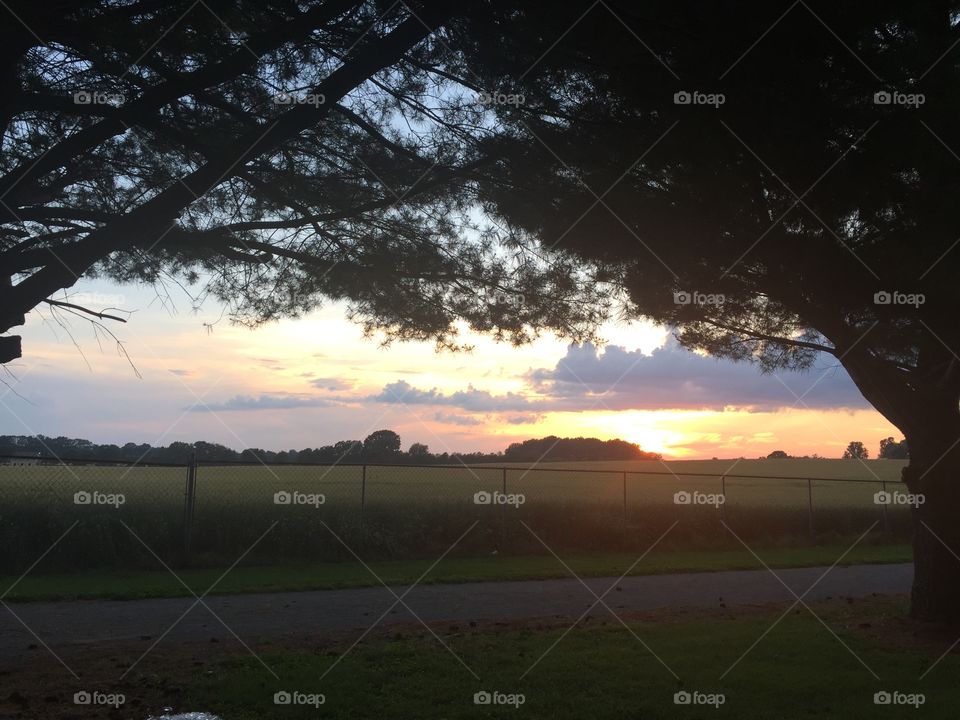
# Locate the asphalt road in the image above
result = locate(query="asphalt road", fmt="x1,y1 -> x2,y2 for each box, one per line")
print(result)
0,563 -> 912,666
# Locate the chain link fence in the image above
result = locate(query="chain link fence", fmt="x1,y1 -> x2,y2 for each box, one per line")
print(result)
0,454 -> 912,573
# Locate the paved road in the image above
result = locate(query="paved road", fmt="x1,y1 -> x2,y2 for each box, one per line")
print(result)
0,563 -> 911,665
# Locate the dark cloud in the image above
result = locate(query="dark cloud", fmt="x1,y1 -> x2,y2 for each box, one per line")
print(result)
370,380 -> 531,412
364,341 -> 868,415
526,341 -> 869,412
189,394 -> 336,412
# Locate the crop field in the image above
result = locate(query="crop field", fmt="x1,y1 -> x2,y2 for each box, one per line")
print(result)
0,459 -> 911,573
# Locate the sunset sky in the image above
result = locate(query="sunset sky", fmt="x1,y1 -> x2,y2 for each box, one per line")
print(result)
0,277 -> 900,459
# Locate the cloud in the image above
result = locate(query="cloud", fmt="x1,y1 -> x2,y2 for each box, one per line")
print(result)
358,341 -> 868,417
504,413 -> 542,425
167,369 -> 192,377
189,394 -> 336,412
311,377 -> 353,391
370,380 -> 532,412
432,411 -> 484,426
526,341 -> 869,412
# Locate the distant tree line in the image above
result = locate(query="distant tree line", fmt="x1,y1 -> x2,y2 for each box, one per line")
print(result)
502,436 -> 661,463
0,432 -> 659,465
762,450 -> 827,460
839,438 -> 909,460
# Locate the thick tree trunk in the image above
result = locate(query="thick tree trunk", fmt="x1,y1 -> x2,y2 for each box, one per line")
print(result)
838,344 -> 960,623
903,412 -> 960,623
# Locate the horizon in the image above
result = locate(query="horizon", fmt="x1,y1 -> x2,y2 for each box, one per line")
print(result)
1,278 -> 899,460
0,429 -> 895,462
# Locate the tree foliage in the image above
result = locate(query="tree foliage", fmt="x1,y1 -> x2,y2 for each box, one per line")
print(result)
503,436 -> 660,463
0,0 -> 608,365
0,432 -> 659,464
879,436 -> 910,459
842,441 -> 869,460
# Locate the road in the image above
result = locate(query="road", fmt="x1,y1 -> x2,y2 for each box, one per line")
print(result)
0,563 -> 911,665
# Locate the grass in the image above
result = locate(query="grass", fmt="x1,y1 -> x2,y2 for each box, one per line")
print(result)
172,596 -> 955,719
0,541 -> 911,602
0,458 -> 911,573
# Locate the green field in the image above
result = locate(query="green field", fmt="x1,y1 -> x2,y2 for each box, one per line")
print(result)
0,459 -> 912,573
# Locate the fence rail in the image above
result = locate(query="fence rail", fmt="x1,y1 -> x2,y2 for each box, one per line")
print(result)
0,453 -> 911,573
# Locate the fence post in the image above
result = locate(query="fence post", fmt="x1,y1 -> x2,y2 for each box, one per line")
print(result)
806,478 -> 814,539
622,471 -> 628,526
880,480 -> 889,535
183,452 -> 197,563
720,475 -> 727,522
360,464 -> 367,532
501,466 -> 507,550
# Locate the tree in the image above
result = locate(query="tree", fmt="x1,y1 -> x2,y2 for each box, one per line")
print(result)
767,450 -> 789,459
843,442 -> 869,460
879,437 -> 910,460
503,436 -> 660,462
0,0 -> 601,366
363,429 -> 401,459
4,1 -> 960,621
408,442 -> 430,459
433,1 -> 960,623
331,440 -> 363,461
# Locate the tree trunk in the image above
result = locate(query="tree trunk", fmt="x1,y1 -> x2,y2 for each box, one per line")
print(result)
903,412 -> 960,623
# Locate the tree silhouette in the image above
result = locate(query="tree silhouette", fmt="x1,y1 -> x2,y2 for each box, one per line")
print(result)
842,441 -> 869,460
0,0 -> 603,365
879,437 -> 910,459
442,1 -> 960,623
362,429 -> 401,459
408,442 -> 430,459
3,1 -> 960,620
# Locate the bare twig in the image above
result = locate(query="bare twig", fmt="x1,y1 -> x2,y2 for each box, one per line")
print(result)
43,299 -> 128,323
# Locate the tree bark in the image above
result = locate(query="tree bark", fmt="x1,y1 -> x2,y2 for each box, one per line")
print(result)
838,343 -> 960,622
903,410 -> 960,623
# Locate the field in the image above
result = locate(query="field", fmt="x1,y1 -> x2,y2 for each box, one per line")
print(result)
0,458 -> 912,574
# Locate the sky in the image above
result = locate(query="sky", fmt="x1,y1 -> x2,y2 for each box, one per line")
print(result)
0,277 -> 900,459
